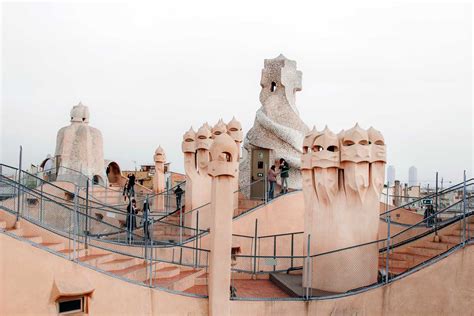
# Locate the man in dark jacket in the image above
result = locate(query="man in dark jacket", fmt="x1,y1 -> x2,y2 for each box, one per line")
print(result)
279,158 -> 289,194
143,199 -> 151,242
126,199 -> 137,242
174,185 -> 184,211
127,174 -> 136,197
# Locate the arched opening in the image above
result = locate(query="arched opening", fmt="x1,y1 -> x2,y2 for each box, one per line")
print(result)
271,81 -> 277,92
92,175 -> 104,186
106,162 -> 122,185
40,157 -> 55,181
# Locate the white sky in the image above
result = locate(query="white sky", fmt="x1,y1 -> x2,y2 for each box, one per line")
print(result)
1,1 -> 472,186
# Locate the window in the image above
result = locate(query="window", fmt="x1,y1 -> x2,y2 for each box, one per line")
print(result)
271,81 -> 276,92
58,296 -> 85,314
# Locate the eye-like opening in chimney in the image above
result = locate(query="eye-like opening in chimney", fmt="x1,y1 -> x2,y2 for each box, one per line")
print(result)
271,81 -> 276,92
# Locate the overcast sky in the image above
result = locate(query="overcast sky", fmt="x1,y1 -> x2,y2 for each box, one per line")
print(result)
1,1 -> 472,186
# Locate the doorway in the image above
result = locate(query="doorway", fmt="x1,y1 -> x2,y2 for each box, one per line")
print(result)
250,148 -> 270,199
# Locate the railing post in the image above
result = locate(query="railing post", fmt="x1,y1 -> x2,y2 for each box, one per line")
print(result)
179,202 -> 183,245
194,210 -> 199,268
305,234 -> 311,300
290,233 -> 294,269
273,235 -> 277,272
385,181 -> 390,284
40,181 -> 44,223
253,219 -> 258,276
149,205 -> 154,287
462,170 -> 467,245
434,171 -> 439,238
264,163 -> 268,204
386,212 -> 391,284
16,145 -> 23,222
144,195 -> 150,282
73,185 -> 79,262
85,180 -> 89,249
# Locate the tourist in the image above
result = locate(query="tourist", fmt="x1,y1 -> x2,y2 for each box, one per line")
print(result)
423,206 -> 429,227
267,165 -> 277,200
126,199 -> 137,242
174,184 -> 184,211
127,173 -> 136,198
279,158 -> 289,194
143,199 -> 151,242
122,179 -> 129,202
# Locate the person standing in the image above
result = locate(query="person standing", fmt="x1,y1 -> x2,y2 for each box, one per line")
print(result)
123,179 -> 129,202
126,199 -> 137,242
128,173 -> 136,198
143,199 -> 151,242
174,184 -> 184,211
279,158 -> 290,194
267,165 -> 278,200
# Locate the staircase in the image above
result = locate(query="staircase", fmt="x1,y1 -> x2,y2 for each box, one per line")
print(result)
0,208 -> 208,295
379,216 -> 474,275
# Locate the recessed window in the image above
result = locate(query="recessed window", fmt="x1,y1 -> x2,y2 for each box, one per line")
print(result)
271,81 -> 276,92
58,296 -> 85,314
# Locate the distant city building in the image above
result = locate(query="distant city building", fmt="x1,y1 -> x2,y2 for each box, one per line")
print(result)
409,166 -> 418,187
387,165 -> 396,185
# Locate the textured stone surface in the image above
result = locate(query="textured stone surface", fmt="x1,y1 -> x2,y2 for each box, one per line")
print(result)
240,55 -> 309,190
301,124 -> 386,292
55,103 -> 105,183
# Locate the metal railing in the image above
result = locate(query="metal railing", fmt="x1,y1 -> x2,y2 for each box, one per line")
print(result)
0,175 -> 210,297
229,175 -> 474,300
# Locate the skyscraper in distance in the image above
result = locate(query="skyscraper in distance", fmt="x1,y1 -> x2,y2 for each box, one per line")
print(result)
387,165 -> 396,185
409,166 -> 418,187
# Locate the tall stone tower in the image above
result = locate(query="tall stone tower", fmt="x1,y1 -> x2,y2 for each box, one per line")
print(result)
55,102 -> 106,184
240,54 -> 309,195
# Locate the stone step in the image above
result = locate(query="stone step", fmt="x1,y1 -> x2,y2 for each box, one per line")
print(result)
406,246 -> 443,257
7,228 -> 24,236
170,269 -> 205,292
194,274 -> 208,286
23,235 -> 43,244
78,253 -> 114,266
107,262 -> 148,279
155,266 -> 181,278
453,228 -> 474,236
40,242 -> 66,251
99,258 -> 138,271
440,234 -> 461,244
416,240 -> 452,251
59,248 -> 88,258
378,257 -> 409,269
149,269 -> 204,291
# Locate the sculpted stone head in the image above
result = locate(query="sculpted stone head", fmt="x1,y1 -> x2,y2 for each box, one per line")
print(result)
211,119 -> 227,139
70,102 -> 90,123
182,127 -> 196,153
340,123 -> 370,163
208,133 -> 239,178
226,117 -> 243,143
301,126 -> 319,170
368,127 -> 386,163
196,124 -> 212,151
311,127 -> 340,169
154,146 -> 166,164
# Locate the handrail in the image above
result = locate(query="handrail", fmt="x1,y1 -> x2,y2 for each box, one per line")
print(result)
391,198 -> 468,239
0,176 -> 142,239
380,178 -> 474,216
